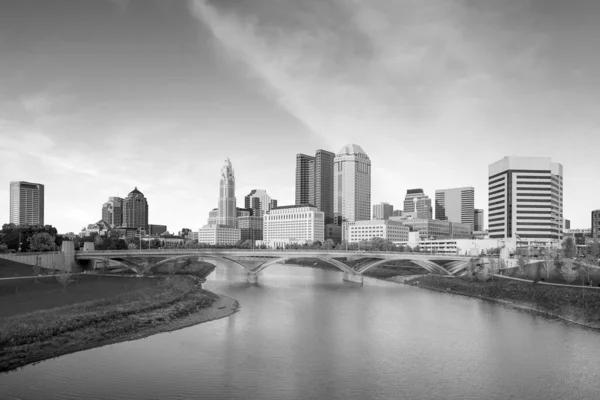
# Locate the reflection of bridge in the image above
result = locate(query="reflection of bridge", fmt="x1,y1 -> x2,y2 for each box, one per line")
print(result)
75,250 -> 473,284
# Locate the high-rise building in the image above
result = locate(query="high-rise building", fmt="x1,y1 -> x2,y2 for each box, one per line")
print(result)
488,156 -> 563,241
403,189 -> 432,219
435,187 -> 475,230
592,210 -> 600,239
9,181 -> 44,226
217,158 -> 237,228
333,144 -> 371,223
122,187 -> 148,231
474,209 -> 484,232
564,219 -> 571,230
245,189 -> 277,217
295,149 -> 335,223
372,202 -> 394,220
101,196 -> 123,228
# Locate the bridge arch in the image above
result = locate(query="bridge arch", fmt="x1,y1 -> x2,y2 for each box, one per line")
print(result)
83,256 -> 140,274
253,255 -> 358,275
357,258 -> 451,276
152,254 -> 251,273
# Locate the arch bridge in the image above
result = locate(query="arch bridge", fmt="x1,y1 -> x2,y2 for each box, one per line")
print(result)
75,249 -> 473,284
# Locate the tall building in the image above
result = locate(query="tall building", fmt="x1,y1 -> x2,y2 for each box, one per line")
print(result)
122,187 -> 148,231
295,149 -> 335,223
9,181 -> 44,226
403,189 -> 432,219
101,196 -> 123,228
474,209 -> 484,232
592,210 -> 600,239
245,189 -> 277,217
372,202 -> 394,220
217,158 -> 237,228
488,156 -> 563,241
564,219 -> 571,230
333,144 -> 371,223
435,187 -> 475,229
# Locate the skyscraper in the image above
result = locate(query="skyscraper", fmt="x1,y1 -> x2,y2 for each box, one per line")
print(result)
488,156 -> 563,241
217,158 -> 237,228
333,144 -> 371,223
122,187 -> 148,231
102,196 -> 123,228
295,149 -> 335,223
245,189 -> 277,217
592,210 -> 600,239
403,189 -> 432,219
9,181 -> 44,226
372,202 -> 394,220
435,187 -> 475,229
474,209 -> 484,232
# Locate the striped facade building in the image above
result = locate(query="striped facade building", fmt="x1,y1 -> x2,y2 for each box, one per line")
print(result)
435,187 -> 475,230
488,156 -> 563,241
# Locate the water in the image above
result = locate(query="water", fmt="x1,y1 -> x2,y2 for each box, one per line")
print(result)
2,265 -> 599,400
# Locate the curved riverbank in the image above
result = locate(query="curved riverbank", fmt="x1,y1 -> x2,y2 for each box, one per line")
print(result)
400,275 -> 600,330
0,276 -> 239,373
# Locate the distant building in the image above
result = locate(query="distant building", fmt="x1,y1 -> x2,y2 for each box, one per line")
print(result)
238,215 -> 263,242
333,144 -> 371,223
474,209 -> 484,232
347,220 -> 409,243
263,205 -> 324,248
391,210 -> 404,217
403,189 -> 432,219
435,187 -> 475,229
197,226 -> 241,245
207,208 -> 218,226
325,224 -> 341,244
122,187 -> 148,231
488,156 -> 563,241
81,220 -> 112,237
564,219 -> 571,230
101,197 -> 123,228
217,159 -> 237,228
10,181 -> 44,226
592,210 -> 600,239
399,219 -> 472,241
148,224 -> 167,235
245,189 -> 277,217
372,202 -> 394,220
393,238 -> 518,256
295,149 -> 335,224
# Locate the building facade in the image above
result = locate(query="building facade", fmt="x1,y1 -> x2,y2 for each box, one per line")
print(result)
333,144 -> 371,223
399,219 -> 472,240
295,154 -> 315,206
592,210 -> 600,239
197,226 -> 241,245
238,215 -> 263,242
101,196 -> 123,228
488,156 -> 563,241
217,158 -> 237,228
372,202 -> 394,220
148,224 -> 167,235
245,189 -> 277,217
10,181 -> 44,226
347,220 -> 409,243
295,149 -> 335,224
122,187 -> 148,231
263,205 -> 324,248
435,187 -> 475,229
474,209 -> 484,232
403,189 -> 432,219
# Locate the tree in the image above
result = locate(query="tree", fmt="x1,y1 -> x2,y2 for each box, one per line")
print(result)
28,232 -> 56,252
562,237 -> 576,259
540,248 -> 557,280
559,257 -> 578,284
55,270 -> 75,293
475,262 -> 491,285
32,255 -> 42,282
466,257 -> 478,281
149,238 -> 162,249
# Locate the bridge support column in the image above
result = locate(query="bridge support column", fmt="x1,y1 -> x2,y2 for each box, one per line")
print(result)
247,272 -> 259,284
343,272 -> 363,284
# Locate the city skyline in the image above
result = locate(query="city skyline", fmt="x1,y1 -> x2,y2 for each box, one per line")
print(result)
1,1 -> 600,233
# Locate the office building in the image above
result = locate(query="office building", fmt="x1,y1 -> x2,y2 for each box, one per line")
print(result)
122,187 -> 148,231
564,228 -> 592,246
101,196 -> 123,228
9,181 -> 44,226
399,219 -> 472,240
263,205 -> 324,248
333,144 -> 371,223
245,189 -> 277,217
488,156 -> 563,241
217,158 -> 237,228
592,210 -> 600,239
148,224 -> 167,235
347,220 -> 409,243
435,187 -> 475,229
474,209 -> 484,232
238,215 -> 263,242
295,149 -> 335,223
372,202 -> 394,220
197,226 -> 241,245
403,189 -> 432,219
564,219 -> 571,230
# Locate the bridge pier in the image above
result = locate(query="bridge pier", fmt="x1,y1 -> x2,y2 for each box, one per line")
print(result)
247,272 -> 259,284
343,272 -> 363,284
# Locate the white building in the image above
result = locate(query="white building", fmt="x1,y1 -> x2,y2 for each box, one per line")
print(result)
263,205 -> 324,248
488,156 -> 563,242
347,220 -> 409,243
333,144 -> 371,224
197,226 -> 241,245
435,187 -> 475,229
394,238 -> 519,256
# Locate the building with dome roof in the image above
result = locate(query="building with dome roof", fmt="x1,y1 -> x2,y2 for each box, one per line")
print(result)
333,144 -> 371,232
122,187 -> 148,231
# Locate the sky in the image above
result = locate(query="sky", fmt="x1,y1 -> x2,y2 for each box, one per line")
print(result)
1,0 -> 599,234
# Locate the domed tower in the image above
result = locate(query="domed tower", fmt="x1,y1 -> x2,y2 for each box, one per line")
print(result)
122,187 -> 148,231
217,158 -> 237,228
333,144 -> 371,224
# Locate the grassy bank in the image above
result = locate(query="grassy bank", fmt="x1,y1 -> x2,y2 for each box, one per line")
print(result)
404,275 -> 600,330
0,275 -> 238,373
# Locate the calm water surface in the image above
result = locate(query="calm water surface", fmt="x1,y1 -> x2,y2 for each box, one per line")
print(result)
1,265 -> 599,400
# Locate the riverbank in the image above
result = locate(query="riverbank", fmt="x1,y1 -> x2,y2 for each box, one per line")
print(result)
402,275 -> 600,330
0,275 -> 239,373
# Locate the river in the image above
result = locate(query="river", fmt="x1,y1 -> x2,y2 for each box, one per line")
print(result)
1,265 -> 599,399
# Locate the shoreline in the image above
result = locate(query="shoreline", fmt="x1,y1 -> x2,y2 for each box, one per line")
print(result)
385,275 -> 600,331
1,284 -> 240,374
